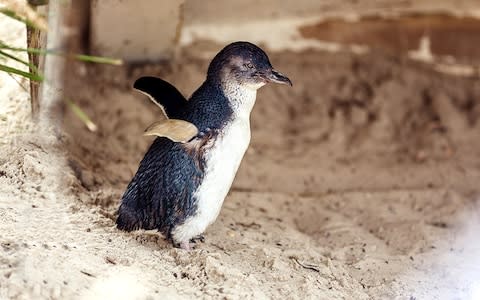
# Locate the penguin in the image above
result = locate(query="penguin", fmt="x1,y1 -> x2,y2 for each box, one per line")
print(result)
116,41 -> 292,250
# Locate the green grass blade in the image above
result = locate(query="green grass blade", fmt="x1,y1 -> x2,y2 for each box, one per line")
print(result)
0,50 -> 39,73
0,7 -> 47,31
0,63 -> 43,81
64,97 -> 98,132
74,54 -> 123,65
0,42 -> 56,55
0,42 -> 123,65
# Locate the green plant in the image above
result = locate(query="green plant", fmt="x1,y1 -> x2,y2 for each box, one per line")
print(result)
0,41 -> 123,82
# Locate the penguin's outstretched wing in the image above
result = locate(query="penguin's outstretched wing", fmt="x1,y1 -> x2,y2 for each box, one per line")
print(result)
134,76 -> 199,143
143,119 -> 198,143
133,76 -> 187,119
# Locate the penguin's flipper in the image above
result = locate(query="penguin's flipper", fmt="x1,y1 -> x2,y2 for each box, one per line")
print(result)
133,76 -> 187,118
143,119 -> 198,143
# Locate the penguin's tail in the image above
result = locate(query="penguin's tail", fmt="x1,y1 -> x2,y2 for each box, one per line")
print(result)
116,204 -> 143,232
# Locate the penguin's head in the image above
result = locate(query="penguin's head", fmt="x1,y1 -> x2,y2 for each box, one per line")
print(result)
207,41 -> 292,90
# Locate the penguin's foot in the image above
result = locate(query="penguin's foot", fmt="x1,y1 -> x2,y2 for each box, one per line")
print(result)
174,235 -> 204,250
179,241 -> 193,250
190,235 -> 205,244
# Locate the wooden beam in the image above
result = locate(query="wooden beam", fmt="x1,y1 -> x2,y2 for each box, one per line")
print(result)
26,0 -> 47,117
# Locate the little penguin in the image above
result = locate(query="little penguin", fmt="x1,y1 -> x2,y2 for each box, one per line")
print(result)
116,41 -> 292,250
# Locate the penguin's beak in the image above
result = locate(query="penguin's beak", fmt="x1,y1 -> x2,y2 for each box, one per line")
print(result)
266,69 -> 292,86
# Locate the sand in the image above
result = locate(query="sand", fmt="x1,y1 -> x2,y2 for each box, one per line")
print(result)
2,18 -> 480,300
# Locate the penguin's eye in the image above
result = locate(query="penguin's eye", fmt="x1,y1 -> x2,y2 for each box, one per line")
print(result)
244,63 -> 254,69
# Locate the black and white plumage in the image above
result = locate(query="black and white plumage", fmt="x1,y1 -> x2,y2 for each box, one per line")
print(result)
116,41 -> 292,250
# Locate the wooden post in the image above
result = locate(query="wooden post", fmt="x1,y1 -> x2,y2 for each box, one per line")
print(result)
26,0 -> 48,118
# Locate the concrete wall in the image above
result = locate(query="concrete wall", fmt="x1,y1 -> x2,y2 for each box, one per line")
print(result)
90,0 -> 480,63
183,0 -> 480,24
90,0 -> 184,61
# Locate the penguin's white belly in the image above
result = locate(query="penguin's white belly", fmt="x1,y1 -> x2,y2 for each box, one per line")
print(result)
171,117 -> 251,242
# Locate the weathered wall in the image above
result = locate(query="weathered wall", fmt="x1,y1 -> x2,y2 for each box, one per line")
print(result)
183,0 -> 480,23
90,0 -> 480,63
90,0 -> 184,61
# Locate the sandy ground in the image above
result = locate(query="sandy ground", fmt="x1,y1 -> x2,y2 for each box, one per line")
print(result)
2,18 -> 480,300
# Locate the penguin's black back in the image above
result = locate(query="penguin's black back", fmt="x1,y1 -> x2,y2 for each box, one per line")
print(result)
182,81 -> 234,132
116,138 -> 202,235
